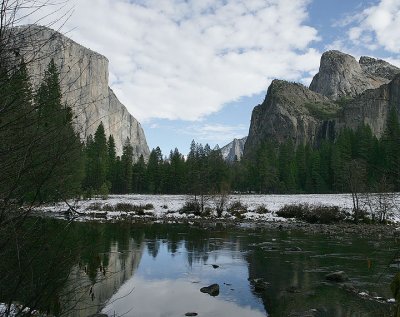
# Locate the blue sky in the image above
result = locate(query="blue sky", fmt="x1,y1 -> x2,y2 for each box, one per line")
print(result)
28,0 -> 400,156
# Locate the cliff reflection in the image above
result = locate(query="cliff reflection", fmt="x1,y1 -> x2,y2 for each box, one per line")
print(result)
1,220 -> 394,317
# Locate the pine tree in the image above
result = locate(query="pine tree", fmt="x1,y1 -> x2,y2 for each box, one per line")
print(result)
146,147 -> 163,193
383,107 -> 400,189
107,135 -> 117,191
132,155 -> 147,193
30,59 -> 84,201
121,138 -> 133,193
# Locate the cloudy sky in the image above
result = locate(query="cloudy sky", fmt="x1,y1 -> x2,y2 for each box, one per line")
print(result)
27,0 -> 400,155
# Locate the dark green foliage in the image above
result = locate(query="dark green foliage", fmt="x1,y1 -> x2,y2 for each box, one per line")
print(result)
83,122 -> 109,195
304,101 -> 340,120
81,109 -> 400,196
1,59 -> 84,202
383,107 -> 400,188
121,139 -> 133,193
179,200 -> 202,216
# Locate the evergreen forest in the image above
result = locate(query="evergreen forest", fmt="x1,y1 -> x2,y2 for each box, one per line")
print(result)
2,59 -> 400,203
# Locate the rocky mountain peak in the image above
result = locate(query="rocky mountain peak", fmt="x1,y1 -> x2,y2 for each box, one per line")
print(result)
359,56 -> 400,81
309,50 -> 387,100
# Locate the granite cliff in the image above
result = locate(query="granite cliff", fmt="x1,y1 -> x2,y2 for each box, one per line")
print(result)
309,50 -> 389,100
221,137 -> 247,162
10,25 -> 149,160
244,50 -> 400,157
244,80 -> 339,157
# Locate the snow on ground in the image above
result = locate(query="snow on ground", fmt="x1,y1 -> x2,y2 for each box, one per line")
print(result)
36,193 -> 361,222
0,303 -> 45,316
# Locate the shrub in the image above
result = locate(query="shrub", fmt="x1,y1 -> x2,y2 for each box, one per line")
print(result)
256,205 -> 270,214
99,183 -> 109,200
227,201 -> 248,218
276,204 -> 345,224
101,204 -> 115,211
114,203 -> 150,214
86,202 -> 102,211
144,203 -> 154,210
276,204 -> 307,219
115,203 -> 136,212
179,200 -> 201,215
307,205 -> 345,224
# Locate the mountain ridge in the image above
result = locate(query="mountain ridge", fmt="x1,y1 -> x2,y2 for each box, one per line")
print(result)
244,50 -> 400,158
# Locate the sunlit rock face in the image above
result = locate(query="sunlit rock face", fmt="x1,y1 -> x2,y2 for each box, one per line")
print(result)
309,50 -> 389,100
9,25 -> 150,159
359,56 -> 400,81
221,137 -> 247,162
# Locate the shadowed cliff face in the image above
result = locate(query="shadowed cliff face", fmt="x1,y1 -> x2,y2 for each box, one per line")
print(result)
244,80 -> 339,157
9,25 -> 150,160
244,50 -> 400,158
336,74 -> 400,138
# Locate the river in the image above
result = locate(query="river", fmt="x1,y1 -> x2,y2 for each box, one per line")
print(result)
1,219 -> 398,316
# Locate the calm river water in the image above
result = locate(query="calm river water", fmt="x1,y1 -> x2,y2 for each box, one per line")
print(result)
2,219 -> 399,317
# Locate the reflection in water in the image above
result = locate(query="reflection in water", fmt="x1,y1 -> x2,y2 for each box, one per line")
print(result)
1,221 -> 396,316
103,277 -> 266,317
62,238 -> 145,317
100,241 -> 266,317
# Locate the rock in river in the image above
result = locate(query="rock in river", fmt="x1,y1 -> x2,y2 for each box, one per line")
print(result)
325,271 -> 349,282
200,284 -> 220,296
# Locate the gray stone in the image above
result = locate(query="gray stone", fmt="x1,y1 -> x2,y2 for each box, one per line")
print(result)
244,80 -> 338,157
335,74 -> 400,139
325,271 -> 349,282
250,278 -> 270,292
221,137 -> 247,162
309,50 -> 388,100
9,25 -> 150,159
359,56 -> 400,81
200,283 -> 220,296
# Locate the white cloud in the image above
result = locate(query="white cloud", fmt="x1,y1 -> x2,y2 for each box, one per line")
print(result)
21,0 -> 321,121
179,123 -> 248,146
346,0 -> 400,53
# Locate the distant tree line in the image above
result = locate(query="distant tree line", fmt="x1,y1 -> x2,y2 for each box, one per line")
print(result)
83,107 -> 400,197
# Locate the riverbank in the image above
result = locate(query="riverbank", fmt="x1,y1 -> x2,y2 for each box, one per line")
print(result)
33,193 -> 400,238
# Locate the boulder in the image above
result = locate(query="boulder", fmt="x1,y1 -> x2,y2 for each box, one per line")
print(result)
200,283 -> 220,296
325,271 -> 349,282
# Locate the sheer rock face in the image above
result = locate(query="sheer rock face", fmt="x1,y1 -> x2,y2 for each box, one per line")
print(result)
244,80 -> 338,157
336,74 -> 400,138
221,137 -> 247,162
10,25 -> 149,159
309,50 -> 388,100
